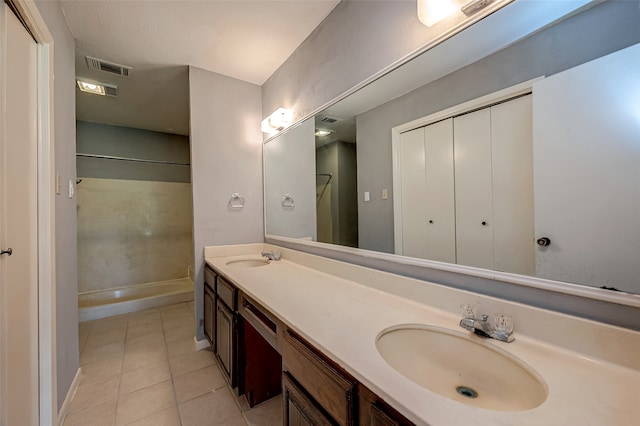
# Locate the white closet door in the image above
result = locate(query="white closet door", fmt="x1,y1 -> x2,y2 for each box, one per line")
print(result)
424,118 -> 456,263
399,127 -> 428,258
454,108 -> 494,269
491,95 -> 534,275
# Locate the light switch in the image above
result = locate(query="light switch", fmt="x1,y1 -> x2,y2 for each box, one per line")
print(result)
68,179 -> 75,199
56,174 -> 61,195
364,191 -> 370,202
382,189 -> 388,200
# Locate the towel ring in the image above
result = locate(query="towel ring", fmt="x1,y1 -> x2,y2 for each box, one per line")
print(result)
282,194 -> 295,208
229,193 -> 245,209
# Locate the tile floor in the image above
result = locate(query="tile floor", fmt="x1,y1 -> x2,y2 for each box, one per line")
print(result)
63,302 -> 282,426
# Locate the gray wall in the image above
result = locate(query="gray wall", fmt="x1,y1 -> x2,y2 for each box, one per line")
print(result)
34,0 -> 79,412
262,0 -> 456,126
189,66 -> 263,340
356,0 -> 640,253
76,121 -> 191,182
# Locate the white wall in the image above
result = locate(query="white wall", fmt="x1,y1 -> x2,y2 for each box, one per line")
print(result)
34,0 -> 79,412
189,66 -> 263,339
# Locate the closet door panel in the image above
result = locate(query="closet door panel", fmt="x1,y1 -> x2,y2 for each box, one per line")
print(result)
424,118 -> 456,263
491,95 -> 534,275
454,109 -> 493,269
399,128 -> 428,258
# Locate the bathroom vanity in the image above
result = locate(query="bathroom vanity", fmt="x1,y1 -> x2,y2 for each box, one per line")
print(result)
205,243 -> 640,426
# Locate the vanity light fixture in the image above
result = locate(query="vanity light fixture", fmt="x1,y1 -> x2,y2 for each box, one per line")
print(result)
461,0 -> 494,16
261,108 -> 293,134
417,0 -> 458,27
315,129 -> 332,137
76,79 -> 118,97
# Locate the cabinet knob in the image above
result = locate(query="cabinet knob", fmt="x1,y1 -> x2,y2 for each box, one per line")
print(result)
536,237 -> 551,247
428,220 -> 433,224
481,221 -> 488,226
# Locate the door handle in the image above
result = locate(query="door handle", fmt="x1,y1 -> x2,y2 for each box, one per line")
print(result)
1,248 -> 12,256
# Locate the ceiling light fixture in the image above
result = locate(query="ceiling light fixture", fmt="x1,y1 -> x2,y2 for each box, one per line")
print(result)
76,79 -> 118,97
261,108 -> 293,134
417,0 -> 458,27
461,0 -> 495,17
315,130 -> 332,137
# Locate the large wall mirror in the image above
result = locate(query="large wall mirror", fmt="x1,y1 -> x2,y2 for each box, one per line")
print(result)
264,0 -> 640,298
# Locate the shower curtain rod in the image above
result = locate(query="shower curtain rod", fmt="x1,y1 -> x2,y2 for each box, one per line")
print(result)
76,153 -> 190,166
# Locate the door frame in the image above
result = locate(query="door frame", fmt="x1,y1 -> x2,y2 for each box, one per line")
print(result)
391,78 -> 538,256
0,1 -> 56,424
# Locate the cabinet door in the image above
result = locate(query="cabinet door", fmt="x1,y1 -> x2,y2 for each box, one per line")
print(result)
491,95 -> 534,275
216,300 -> 236,387
203,285 -> 215,348
424,118 -> 456,263
454,108 -> 494,269
398,127 -> 428,259
283,373 -> 334,426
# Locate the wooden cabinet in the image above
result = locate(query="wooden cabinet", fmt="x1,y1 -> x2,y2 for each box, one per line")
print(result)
203,266 -> 217,348
282,331 -> 356,426
358,385 -> 413,426
215,275 -> 238,387
283,373 -> 334,426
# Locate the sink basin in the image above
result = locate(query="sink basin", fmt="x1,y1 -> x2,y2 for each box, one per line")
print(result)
376,324 -> 547,411
225,258 -> 270,268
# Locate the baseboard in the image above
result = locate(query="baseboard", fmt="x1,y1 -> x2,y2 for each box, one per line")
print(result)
57,367 -> 82,426
194,336 -> 211,351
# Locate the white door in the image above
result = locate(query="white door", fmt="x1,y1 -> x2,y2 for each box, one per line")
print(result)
454,108 -> 494,269
0,4 -> 40,425
533,43 -> 640,292
491,95 -> 534,275
423,118 -> 455,263
398,127 -> 428,258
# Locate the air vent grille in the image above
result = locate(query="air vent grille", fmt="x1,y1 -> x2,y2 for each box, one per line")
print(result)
321,116 -> 341,124
86,56 -> 132,77
104,85 -> 118,97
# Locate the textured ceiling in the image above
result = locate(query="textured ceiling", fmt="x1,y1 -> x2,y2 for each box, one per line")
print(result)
61,0 -> 341,135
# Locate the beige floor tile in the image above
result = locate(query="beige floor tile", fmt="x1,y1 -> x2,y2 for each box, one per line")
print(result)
127,309 -> 162,327
123,348 -> 168,372
81,356 -> 123,384
163,315 -> 195,331
127,321 -> 164,340
69,374 -> 120,413
80,341 -> 125,365
119,361 -> 172,395
63,399 -> 117,426
179,390 -> 242,426
84,328 -> 127,351
90,316 -> 129,333
243,396 -> 282,426
220,415 -> 249,426
124,406 -> 181,426
173,365 -> 227,403
164,324 -> 195,343
125,332 -> 166,352
116,380 -> 175,426
167,336 -> 197,359
169,349 -> 216,378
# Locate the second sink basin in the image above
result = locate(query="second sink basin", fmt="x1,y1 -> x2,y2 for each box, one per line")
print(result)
225,258 -> 270,268
376,324 -> 547,411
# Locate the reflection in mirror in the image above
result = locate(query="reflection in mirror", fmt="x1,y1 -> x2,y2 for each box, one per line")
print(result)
264,1 -> 640,295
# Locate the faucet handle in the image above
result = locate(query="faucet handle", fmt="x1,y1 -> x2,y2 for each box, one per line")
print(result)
460,304 -> 477,319
493,314 -> 514,334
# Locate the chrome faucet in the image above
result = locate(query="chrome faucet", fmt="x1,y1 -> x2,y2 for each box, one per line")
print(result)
261,250 -> 281,261
459,306 -> 514,343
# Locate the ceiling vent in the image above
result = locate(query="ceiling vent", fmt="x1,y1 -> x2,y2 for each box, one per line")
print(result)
85,56 -> 132,77
320,116 -> 341,124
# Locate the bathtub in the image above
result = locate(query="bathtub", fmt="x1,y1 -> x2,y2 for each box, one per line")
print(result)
78,278 -> 194,322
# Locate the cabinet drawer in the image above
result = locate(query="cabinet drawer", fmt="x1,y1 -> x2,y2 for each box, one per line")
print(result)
217,275 -> 237,310
283,331 -> 356,425
204,266 -> 217,291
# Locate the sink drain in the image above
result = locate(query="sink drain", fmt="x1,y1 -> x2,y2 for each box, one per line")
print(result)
456,386 -> 478,399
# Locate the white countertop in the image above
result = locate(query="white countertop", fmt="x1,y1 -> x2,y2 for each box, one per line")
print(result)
205,244 -> 640,426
